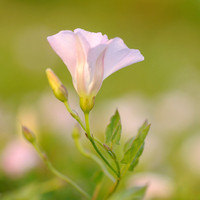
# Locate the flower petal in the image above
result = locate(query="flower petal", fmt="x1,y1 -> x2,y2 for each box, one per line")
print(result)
74,30 -> 107,96
74,28 -> 108,48
47,31 -> 77,78
87,44 -> 107,96
73,34 -> 88,96
103,37 -> 144,79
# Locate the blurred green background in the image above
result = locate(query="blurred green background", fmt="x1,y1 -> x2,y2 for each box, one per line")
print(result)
0,0 -> 200,199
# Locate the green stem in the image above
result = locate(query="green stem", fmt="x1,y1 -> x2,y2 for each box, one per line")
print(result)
105,178 -> 120,200
64,100 -> 86,131
93,137 -> 121,178
64,100 -> 118,180
84,112 -> 118,177
85,112 -> 91,137
73,136 -> 115,182
114,159 -> 121,178
93,137 -> 103,146
33,142 -> 91,199
92,180 -> 103,200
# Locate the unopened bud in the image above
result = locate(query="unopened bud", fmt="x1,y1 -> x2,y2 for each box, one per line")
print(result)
22,125 -> 36,144
46,68 -> 68,102
103,144 -> 116,159
103,144 -> 111,151
80,96 -> 95,113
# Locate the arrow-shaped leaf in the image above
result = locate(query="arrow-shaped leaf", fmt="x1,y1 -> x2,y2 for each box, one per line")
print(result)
105,110 -> 122,146
121,120 -> 150,171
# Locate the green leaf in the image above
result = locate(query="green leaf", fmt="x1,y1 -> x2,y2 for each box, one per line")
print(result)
121,120 -> 150,171
129,144 -> 144,171
105,109 -> 122,146
109,185 -> 147,200
123,137 -> 135,153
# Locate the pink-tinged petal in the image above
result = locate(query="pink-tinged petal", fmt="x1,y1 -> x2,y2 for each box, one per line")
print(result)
87,44 -> 106,81
47,31 -> 77,78
103,37 -> 144,79
73,34 -> 88,96
48,29 -> 144,99
74,28 -> 108,48
87,44 -> 107,95
74,31 -> 107,96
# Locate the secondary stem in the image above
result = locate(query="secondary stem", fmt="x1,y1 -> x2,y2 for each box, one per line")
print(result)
92,180 -> 103,200
64,101 -> 118,178
33,142 -> 91,199
73,135 -> 115,182
105,178 -> 120,200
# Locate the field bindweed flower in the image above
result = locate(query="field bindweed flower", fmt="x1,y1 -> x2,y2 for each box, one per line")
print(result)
17,28 -> 149,199
47,28 -> 144,112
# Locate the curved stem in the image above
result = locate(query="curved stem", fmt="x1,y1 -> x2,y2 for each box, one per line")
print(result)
92,180 -> 103,200
64,100 -> 86,132
39,178 -> 64,194
73,135 -> 115,182
64,100 -> 118,179
84,112 -> 118,177
33,142 -> 91,199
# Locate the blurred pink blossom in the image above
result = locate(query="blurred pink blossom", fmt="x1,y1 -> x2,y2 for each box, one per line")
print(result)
153,91 -> 195,134
37,92 -> 77,135
47,28 -> 144,98
1,140 -> 38,178
92,95 -> 150,137
128,173 -> 174,199
180,134 -> 200,175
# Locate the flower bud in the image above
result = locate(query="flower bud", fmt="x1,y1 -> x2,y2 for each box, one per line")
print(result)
103,143 -> 111,151
46,68 -> 68,102
80,96 -> 95,113
22,125 -> 36,144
